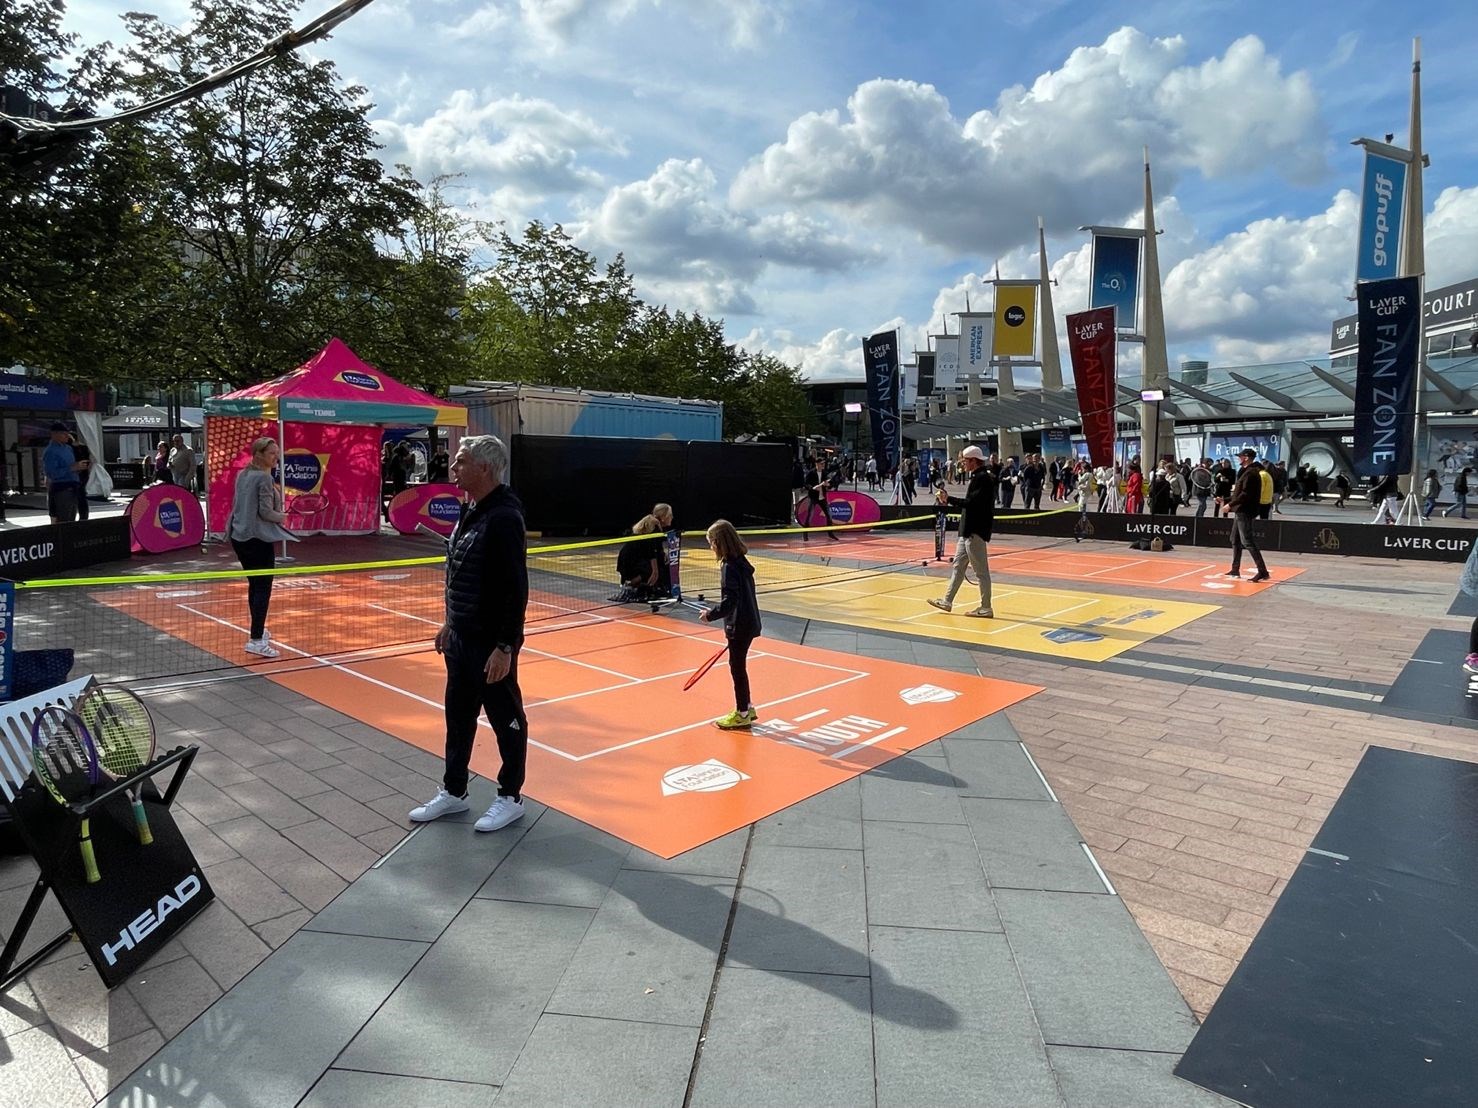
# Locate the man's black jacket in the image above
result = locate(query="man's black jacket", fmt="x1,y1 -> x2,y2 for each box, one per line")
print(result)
445,484 -> 528,647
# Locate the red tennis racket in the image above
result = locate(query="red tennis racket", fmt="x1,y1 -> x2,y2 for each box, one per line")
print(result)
682,643 -> 729,692
288,492 -> 330,515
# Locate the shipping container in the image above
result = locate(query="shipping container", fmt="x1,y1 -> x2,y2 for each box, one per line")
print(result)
453,383 -> 723,444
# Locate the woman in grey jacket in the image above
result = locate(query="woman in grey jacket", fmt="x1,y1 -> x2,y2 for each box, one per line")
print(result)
228,437 -> 294,658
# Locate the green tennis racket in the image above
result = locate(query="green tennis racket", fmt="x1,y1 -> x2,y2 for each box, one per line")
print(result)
31,706 -> 101,883
77,684 -> 157,846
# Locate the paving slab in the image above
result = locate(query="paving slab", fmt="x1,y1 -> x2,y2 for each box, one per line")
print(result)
947,712 -> 1027,742
862,820 -> 1001,932
943,738 -> 1054,799
103,931 -> 426,1108
338,897 -> 592,1086
871,925 -> 1063,1108
688,967 -> 874,1108
750,777 -> 862,849
860,756 -> 968,823
1048,1045 -> 1234,1107
1,1024 -> 94,1108
496,1013 -> 698,1107
301,1069 -> 495,1107
545,868 -> 733,1027
961,797 -> 1107,893
725,844 -> 868,977
623,827 -> 749,878
475,808 -> 630,908
995,889 -> 1201,1053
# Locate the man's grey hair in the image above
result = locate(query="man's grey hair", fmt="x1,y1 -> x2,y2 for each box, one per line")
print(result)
458,435 -> 508,479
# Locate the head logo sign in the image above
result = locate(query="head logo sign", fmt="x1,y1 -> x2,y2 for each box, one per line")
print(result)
336,369 -> 383,391
660,759 -> 750,796
282,450 -> 329,493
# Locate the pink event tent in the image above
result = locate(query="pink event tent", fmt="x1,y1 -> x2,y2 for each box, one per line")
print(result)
203,339 -> 466,536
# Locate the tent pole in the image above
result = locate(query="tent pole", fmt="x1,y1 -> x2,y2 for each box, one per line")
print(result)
277,413 -> 292,562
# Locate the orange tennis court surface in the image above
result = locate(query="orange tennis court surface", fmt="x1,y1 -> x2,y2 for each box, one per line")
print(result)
101,581 -> 1041,857
757,528 -> 1302,595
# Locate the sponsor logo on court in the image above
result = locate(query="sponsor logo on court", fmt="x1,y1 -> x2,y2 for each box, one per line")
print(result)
1043,627 -> 1104,644
661,759 -> 750,796
155,589 -> 208,599
900,684 -> 960,704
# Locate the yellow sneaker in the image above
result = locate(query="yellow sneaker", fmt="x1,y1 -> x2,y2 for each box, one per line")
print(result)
715,709 -> 757,730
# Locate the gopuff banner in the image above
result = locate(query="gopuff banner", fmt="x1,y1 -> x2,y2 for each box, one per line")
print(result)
1090,233 -> 1141,333
1356,149 -> 1407,283
387,483 -> 464,536
128,485 -> 206,554
957,313 -> 993,381
1067,307 -> 1117,468
993,282 -> 1037,358
862,330 -> 901,477
1353,275 -> 1421,478
206,420 -> 381,535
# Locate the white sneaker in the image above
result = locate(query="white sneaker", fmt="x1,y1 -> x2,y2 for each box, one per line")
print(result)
474,796 -> 525,832
927,598 -> 952,612
409,788 -> 470,822
244,637 -> 280,658
965,607 -> 995,618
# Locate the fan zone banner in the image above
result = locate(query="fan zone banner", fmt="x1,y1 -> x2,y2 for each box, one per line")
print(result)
1353,276 -> 1421,478
993,283 -> 1037,358
957,312 -> 994,380
1356,150 -> 1407,283
862,330 -> 901,477
1090,233 -> 1141,333
934,336 -> 959,391
1067,307 -> 1117,467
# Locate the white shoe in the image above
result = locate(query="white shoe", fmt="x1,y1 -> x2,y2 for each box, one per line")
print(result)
409,788 -> 471,822
965,607 -> 995,618
927,598 -> 952,612
474,796 -> 525,833
244,637 -> 279,658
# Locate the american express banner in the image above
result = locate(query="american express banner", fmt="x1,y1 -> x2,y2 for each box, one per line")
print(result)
1066,307 -> 1117,467
957,312 -> 994,380
1353,275 -> 1421,477
863,330 -> 901,476
1089,233 -> 1141,333
993,282 -> 1037,358
1356,149 -> 1407,283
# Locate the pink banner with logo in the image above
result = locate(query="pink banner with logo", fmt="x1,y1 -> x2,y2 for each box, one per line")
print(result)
794,489 -> 882,529
206,420 -> 382,536
129,485 -> 206,554
388,484 -> 464,536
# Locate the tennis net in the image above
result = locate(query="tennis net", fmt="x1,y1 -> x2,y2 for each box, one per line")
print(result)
14,514 -> 939,685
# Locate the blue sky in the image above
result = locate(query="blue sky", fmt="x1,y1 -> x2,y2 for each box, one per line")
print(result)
63,0 -> 1478,381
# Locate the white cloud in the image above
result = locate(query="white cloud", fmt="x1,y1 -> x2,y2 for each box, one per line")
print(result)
373,91 -> 623,197
733,28 -> 1326,258
449,0 -> 784,50
574,157 -> 873,316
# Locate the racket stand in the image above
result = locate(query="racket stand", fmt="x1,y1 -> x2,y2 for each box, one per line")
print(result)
1,744 -> 201,990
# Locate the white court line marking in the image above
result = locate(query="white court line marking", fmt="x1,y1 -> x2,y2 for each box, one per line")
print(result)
1081,843 -> 1118,895
794,708 -> 829,722
1020,743 -> 1059,802
372,825 -> 423,868
981,598 -> 1100,636
176,603 -> 581,761
1082,559 -> 1146,577
1306,847 -> 1349,861
831,725 -> 908,760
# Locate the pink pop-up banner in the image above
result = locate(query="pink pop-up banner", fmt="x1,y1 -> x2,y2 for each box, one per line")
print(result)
387,483 -> 464,536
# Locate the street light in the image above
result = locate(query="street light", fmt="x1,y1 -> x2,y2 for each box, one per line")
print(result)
843,402 -> 863,487
1141,388 -> 1165,466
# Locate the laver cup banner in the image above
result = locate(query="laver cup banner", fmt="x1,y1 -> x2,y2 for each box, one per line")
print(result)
1353,275 -> 1420,478
128,485 -> 205,554
862,329 -> 901,477
1067,307 -> 1117,467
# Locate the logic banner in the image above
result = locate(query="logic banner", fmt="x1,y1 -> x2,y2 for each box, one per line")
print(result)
993,282 -> 1037,358
862,330 -> 901,477
1090,233 -> 1141,333
1356,149 -> 1407,283
1353,275 -> 1421,478
1066,307 -> 1117,467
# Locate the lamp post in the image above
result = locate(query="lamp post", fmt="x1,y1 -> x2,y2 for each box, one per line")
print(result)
1141,388 -> 1165,467
844,401 -> 863,488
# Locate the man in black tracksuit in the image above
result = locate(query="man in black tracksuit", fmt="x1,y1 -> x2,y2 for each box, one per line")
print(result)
410,434 -> 531,834
928,445 -> 998,617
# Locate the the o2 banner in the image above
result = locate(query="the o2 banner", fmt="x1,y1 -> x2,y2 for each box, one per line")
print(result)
1353,275 -> 1420,478
1067,307 -> 1117,467
387,483 -> 464,536
1356,148 -> 1407,283
863,330 -> 901,477
1090,232 -> 1141,332
128,485 -> 206,554
795,490 -> 881,529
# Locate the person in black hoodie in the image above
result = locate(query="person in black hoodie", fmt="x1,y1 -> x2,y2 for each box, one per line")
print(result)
927,445 -> 997,617
700,519 -> 762,730
410,435 -> 530,834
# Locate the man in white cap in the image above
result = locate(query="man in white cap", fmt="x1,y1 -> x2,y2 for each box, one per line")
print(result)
929,444 -> 997,617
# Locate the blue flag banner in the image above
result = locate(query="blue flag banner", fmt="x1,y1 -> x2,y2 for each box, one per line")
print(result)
1090,233 -> 1141,332
862,330 -> 901,477
1353,275 -> 1421,478
1356,151 -> 1406,283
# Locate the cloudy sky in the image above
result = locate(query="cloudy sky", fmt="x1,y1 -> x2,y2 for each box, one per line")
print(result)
63,0 -> 1478,383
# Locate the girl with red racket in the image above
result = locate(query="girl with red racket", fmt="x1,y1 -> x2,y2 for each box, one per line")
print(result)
698,519 -> 762,730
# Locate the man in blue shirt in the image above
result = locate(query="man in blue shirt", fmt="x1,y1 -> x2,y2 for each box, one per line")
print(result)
42,422 -> 85,523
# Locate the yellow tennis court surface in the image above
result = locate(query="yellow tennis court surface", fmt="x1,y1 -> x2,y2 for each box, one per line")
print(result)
748,555 -> 1219,663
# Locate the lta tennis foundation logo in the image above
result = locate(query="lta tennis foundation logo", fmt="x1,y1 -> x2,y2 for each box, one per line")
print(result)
661,759 -> 750,796
899,684 -> 960,705
156,499 -> 184,537
282,449 -> 329,492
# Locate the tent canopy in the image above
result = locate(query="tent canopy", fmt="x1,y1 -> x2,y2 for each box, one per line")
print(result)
102,404 -> 201,430
203,338 -> 466,427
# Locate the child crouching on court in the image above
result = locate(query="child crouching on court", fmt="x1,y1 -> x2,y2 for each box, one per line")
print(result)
700,519 -> 761,730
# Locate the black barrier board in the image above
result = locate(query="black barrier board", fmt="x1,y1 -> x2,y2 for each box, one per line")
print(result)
0,516 -> 131,580
5,770 -> 211,988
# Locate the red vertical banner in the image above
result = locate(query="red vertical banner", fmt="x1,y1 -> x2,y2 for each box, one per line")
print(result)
1067,307 -> 1117,468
